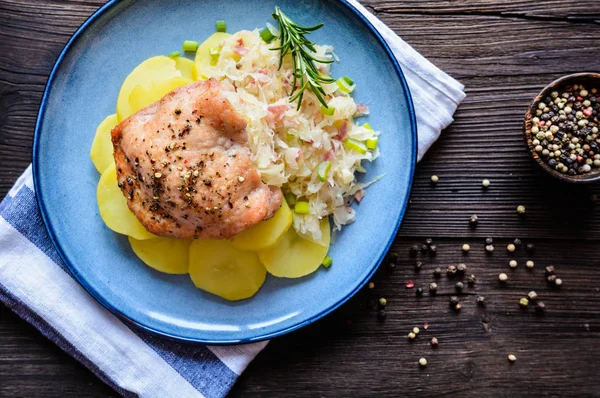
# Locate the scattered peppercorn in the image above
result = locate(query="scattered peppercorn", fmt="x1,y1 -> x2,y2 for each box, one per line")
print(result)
415,261 -> 423,271
462,243 -> 470,252
528,291 -> 538,301
547,274 -> 557,284
485,237 -> 494,245
455,281 -> 464,292
477,296 -> 486,306
530,84 -> 600,176
454,303 -> 462,311
431,175 -> 439,183
377,309 -> 386,321
447,265 -> 457,276
526,260 -> 534,269
508,354 -> 517,362
470,214 -> 479,227
425,238 -> 433,246
513,238 -> 522,248
429,245 -> 437,255
507,243 -> 516,252
408,332 -> 416,340
378,297 -> 387,307
555,278 -> 563,287
545,265 -> 556,275
517,205 -> 526,215
368,282 -> 375,289
416,287 -> 424,297
410,245 -> 419,255
482,179 -> 490,188
413,327 -> 420,335
431,337 -> 439,346
467,274 -> 477,286
457,263 -> 467,273
433,267 -> 442,278
486,244 -> 495,253
519,297 -> 529,308
535,301 -> 546,313
419,357 -> 428,367
420,244 -> 429,253
499,273 -> 508,283
509,260 -> 518,268
429,282 -> 438,295
450,296 -> 460,306
526,243 -> 536,253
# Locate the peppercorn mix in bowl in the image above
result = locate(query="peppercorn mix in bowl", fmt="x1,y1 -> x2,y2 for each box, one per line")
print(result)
523,73 -> 600,183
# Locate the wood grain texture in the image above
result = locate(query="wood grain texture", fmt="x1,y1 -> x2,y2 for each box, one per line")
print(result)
1,0 -> 600,397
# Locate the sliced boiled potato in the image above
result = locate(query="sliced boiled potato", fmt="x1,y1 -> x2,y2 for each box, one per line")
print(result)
129,236 -> 190,274
194,32 -> 231,80
230,201 -> 293,251
97,163 -> 155,240
116,56 -> 181,122
90,114 -> 118,174
128,76 -> 193,116
189,240 -> 266,301
174,56 -> 196,81
258,218 -> 331,278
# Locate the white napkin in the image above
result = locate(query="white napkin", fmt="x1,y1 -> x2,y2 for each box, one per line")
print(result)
0,2 -> 465,397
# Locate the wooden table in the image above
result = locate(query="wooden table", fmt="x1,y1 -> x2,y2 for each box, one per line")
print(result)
1,0 -> 600,396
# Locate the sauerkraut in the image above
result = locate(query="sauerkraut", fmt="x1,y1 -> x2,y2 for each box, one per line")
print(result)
202,29 -> 380,242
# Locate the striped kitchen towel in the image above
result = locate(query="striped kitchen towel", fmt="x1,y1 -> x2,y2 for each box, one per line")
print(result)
0,1 -> 465,397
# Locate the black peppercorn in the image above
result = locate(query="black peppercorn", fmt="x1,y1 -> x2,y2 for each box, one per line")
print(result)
447,265 -> 457,276
526,243 -> 535,253
457,263 -> 467,273
449,296 -> 460,306
547,274 -> 557,284
455,281 -> 464,292
420,244 -> 429,253
416,287 -> 423,297
485,237 -> 493,245
415,261 -> 423,271
377,309 -> 387,321
469,214 -> 478,227
433,267 -> 442,278
467,274 -> 476,286
535,301 -> 546,313
410,245 -> 419,255
513,238 -> 522,248
429,283 -> 438,295
425,238 -> 433,246
429,245 -> 437,255
476,296 -> 485,306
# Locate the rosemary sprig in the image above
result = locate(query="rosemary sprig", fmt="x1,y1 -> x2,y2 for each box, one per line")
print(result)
271,7 -> 335,110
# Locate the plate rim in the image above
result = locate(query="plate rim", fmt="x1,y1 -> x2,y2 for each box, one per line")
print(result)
32,0 -> 417,344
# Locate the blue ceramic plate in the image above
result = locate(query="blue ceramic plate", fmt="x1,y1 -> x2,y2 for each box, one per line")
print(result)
33,0 -> 416,344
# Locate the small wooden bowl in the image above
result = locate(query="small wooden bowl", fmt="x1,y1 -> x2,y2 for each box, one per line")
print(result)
523,72 -> 600,183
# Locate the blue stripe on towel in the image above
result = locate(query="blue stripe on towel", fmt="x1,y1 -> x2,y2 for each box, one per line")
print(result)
0,186 -> 66,268
136,331 -> 237,398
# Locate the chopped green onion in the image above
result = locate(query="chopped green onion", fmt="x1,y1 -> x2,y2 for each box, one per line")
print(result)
209,47 -> 220,66
260,23 -> 279,43
363,123 -> 373,130
168,50 -> 181,58
366,137 -> 378,150
344,138 -> 367,154
182,40 -> 199,52
285,192 -> 296,207
322,255 -> 333,268
216,20 -> 227,32
320,105 -> 336,116
294,201 -> 309,214
337,76 -> 356,93
317,161 -> 332,182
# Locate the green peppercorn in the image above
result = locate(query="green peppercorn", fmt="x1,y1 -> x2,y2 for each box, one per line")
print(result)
462,243 -> 470,252
419,357 -> 428,367
482,179 -> 491,188
431,175 -> 439,183
517,205 -> 526,215
507,243 -> 516,252
555,278 -> 563,287
486,244 -> 494,253
509,260 -> 517,268
526,260 -> 534,269
378,297 -> 387,307
408,332 -> 416,340
499,273 -> 508,283
528,291 -> 538,301
508,354 -> 517,362
413,327 -> 420,335
519,297 -> 529,307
